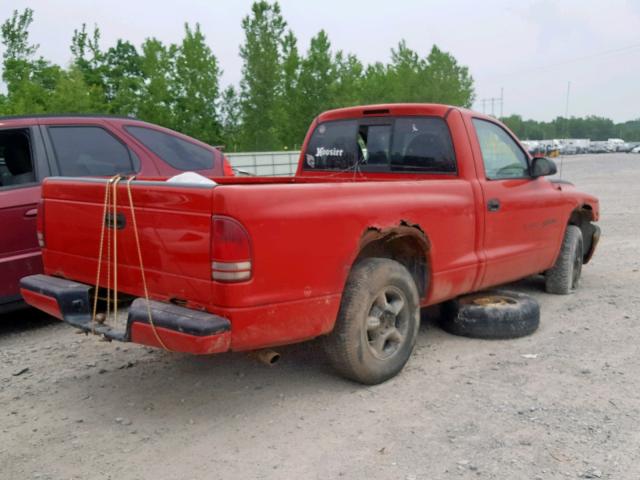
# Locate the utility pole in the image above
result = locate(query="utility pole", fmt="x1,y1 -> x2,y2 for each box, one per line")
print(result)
478,93 -> 504,118
565,81 -> 571,118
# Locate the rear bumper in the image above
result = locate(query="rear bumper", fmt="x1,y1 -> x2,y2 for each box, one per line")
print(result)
19,274 -> 231,355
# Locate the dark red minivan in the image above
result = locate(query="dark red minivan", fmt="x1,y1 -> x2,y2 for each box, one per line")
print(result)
0,115 -> 232,313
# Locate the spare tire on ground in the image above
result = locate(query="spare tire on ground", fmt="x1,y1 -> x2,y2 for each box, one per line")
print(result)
440,290 -> 540,339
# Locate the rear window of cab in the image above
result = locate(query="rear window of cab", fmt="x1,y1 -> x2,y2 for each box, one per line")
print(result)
303,116 -> 456,174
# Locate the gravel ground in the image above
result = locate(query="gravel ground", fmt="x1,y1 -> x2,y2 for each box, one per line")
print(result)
1,153 -> 640,480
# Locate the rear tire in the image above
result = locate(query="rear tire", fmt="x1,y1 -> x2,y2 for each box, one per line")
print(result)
322,258 -> 420,385
545,225 -> 583,295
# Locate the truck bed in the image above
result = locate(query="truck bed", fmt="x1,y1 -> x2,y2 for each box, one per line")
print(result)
40,174 -> 479,311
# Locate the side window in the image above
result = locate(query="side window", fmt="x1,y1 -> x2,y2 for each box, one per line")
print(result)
472,119 -> 529,179
390,118 -> 456,173
304,120 -> 358,170
125,126 -> 214,171
48,126 -> 135,176
0,129 -> 36,188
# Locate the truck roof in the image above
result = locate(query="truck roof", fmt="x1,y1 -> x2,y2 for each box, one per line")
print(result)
317,103 -> 458,122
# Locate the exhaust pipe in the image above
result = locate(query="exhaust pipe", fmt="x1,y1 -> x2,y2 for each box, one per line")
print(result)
251,349 -> 281,366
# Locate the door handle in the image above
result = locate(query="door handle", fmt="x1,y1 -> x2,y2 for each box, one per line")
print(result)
24,208 -> 38,218
487,198 -> 501,212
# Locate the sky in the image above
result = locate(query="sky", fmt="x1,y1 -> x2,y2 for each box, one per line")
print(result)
1,0 -> 639,122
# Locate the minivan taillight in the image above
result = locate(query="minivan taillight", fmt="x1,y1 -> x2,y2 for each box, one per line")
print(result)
36,201 -> 45,248
222,156 -> 235,176
211,216 -> 252,282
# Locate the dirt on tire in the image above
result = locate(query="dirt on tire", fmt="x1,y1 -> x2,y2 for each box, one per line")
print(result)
545,224 -> 584,294
322,257 -> 420,385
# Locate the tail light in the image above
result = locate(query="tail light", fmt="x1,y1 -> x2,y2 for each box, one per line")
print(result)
36,201 -> 45,248
211,216 -> 252,282
222,156 -> 235,176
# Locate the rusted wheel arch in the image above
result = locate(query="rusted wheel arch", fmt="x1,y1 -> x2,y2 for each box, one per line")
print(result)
353,222 -> 431,299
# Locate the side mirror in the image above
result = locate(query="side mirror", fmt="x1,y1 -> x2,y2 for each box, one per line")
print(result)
531,156 -> 557,178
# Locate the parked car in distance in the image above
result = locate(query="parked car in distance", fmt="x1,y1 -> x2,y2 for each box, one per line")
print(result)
21,104 -> 600,384
0,115 -> 233,313
589,141 -> 609,154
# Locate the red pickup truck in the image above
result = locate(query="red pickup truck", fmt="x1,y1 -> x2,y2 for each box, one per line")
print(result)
0,115 -> 233,313
20,104 -> 600,384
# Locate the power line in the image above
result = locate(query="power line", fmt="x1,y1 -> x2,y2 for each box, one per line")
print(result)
478,88 -> 504,117
480,42 -> 640,80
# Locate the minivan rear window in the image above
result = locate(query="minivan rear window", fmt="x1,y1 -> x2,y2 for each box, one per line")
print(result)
303,116 -> 456,174
126,126 -> 214,171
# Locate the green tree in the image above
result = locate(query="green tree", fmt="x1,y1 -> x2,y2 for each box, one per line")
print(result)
70,24 -> 105,92
1,8 -> 38,88
360,62 -> 390,104
172,23 -> 221,145
619,119 -> 640,142
387,40 -> 424,102
501,115 -> 626,141
278,30 -> 302,148
501,115 -> 524,136
72,27 -> 143,116
48,67 -> 106,112
219,85 -> 242,151
331,51 -> 364,107
358,41 -> 475,107
423,45 -> 474,107
102,40 -> 142,116
1,8 -> 61,114
137,38 -> 176,128
238,1 -> 287,150
296,30 -> 334,139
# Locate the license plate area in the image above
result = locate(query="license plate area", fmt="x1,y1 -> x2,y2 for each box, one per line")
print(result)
87,287 -> 135,338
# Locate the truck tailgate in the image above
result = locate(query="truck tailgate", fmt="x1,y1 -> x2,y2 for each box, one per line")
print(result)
41,177 -> 214,306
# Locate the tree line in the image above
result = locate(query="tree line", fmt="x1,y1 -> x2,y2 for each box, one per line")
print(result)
0,2 -> 474,151
501,114 -> 640,142
2,3 -> 637,151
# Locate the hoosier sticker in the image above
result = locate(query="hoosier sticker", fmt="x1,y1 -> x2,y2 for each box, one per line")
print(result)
316,147 -> 344,157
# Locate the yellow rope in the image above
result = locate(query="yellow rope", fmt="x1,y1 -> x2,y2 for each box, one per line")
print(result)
125,176 -> 171,351
91,175 -> 119,332
105,181 -> 112,326
112,176 -> 122,327
92,175 -> 170,351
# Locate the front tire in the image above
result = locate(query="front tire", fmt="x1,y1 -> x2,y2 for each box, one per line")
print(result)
545,225 -> 583,294
323,258 -> 420,385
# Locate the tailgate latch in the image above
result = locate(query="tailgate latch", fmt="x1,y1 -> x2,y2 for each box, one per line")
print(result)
105,211 -> 126,230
